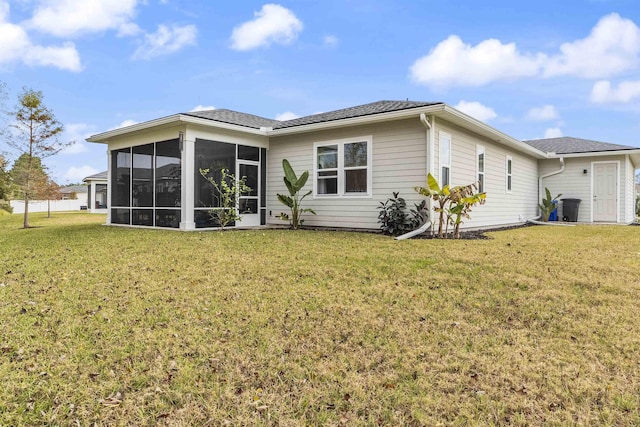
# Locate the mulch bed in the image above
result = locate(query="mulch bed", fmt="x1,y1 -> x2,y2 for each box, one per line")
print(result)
411,223 -> 536,240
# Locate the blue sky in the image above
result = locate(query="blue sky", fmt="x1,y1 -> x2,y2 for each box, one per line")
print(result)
1,0 -> 639,183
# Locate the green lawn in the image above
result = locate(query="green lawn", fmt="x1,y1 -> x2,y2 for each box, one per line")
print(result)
1,212 -> 639,426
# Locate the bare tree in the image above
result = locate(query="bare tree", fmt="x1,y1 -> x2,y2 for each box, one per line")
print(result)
42,178 -> 62,218
5,88 -> 70,228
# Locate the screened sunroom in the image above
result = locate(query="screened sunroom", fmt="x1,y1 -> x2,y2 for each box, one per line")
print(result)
90,113 -> 270,230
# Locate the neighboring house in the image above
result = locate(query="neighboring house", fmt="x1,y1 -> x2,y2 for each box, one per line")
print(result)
10,184 -> 88,214
60,184 -> 88,202
83,171 -> 108,214
86,100 -> 640,231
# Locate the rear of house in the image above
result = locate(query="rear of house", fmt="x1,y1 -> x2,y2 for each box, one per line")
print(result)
526,137 -> 640,224
86,100 -> 639,231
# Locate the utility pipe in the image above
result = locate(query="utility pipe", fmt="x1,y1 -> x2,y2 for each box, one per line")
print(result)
526,219 -> 575,227
538,156 -> 565,218
395,218 -> 433,240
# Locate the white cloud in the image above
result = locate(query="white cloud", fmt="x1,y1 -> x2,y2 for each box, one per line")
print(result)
27,0 -> 140,38
230,4 -> 303,51
64,165 -> 99,182
544,127 -> 563,138
0,2 -> 81,72
275,111 -> 299,121
526,105 -> 559,121
323,35 -> 338,47
454,100 -> 497,122
544,13 -> 640,79
132,25 -> 198,60
60,123 -> 96,154
190,105 -> 215,112
590,80 -> 640,103
132,24 -> 197,60
410,35 -> 543,88
0,1 -> 8,21
410,13 -> 640,88
109,119 -> 138,130
62,142 -> 88,155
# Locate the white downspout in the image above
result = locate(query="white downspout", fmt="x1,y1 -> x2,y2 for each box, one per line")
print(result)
538,156 -> 565,218
394,114 -> 435,240
420,113 -> 435,180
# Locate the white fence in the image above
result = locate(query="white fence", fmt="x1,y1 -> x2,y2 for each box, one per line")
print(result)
10,199 -> 86,214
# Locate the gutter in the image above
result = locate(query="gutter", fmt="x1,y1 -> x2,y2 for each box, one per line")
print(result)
547,149 -> 640,159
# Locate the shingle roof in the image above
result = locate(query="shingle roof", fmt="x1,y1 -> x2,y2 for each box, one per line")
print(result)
182,109 -> 279,129
83,171 -> 108,181
523,137 -> 639,154
181,100 -> 443,130
60,185 -> 87,193
274,100 -> 442,129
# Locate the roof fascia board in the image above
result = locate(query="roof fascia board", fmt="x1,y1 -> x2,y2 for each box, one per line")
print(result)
547,149 -> 640,158
86,114 -> 266,143
86,114 -> 182,142
440,105 -> 547,159
181,115 -> 267,135
268,104 -> 447,136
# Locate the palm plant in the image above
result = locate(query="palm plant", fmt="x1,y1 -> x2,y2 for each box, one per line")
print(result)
276,159 -> 316,229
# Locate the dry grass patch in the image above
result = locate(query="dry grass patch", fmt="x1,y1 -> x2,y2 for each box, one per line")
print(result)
1,212 -> 639,425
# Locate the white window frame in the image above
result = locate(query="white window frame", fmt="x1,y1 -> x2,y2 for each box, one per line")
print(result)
477,145 -> 485,193
313,136 -> 373,198
439,131 -> 451,186
505,155 -> 512,193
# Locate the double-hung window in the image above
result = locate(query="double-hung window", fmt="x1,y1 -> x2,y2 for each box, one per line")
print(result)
440,132 -> 451,186
477,145 -> 485,193
314,136 -> 372,197
505,155 -> 512,193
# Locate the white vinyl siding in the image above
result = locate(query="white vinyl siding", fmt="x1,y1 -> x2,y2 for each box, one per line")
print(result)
506,155 -> 513,193
267,119 -> 427,229
268,117 -> 542,230
538,155 -> 633,223
625,156 -> 636,223
435,120 -> 539,228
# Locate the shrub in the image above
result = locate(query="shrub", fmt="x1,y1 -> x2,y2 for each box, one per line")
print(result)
0,202 -> 12,214
377,192 -> 428,236
199,167 -> 252,230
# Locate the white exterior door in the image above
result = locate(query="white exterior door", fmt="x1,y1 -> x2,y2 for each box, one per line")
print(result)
237,161 -> 260,227
593,162 -> 617,222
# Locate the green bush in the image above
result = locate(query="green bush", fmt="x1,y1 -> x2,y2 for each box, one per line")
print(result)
377,192 -> 428,236
0,202 -> 12,214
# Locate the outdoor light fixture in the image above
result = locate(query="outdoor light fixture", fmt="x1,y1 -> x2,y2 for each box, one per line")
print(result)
583,169 -> 588,174
178,131 -> 184,151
